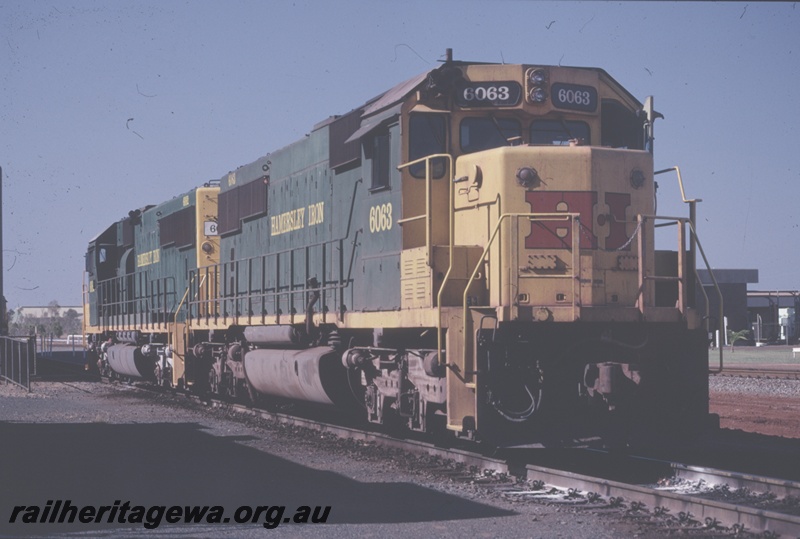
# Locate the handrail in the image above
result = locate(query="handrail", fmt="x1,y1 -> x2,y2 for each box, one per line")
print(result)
655,166 -> 702,204
397,153 -> 454,267
169,272 -> 204,353
655,166 -> 702,310
82,273 -> 89,337
688,220 -> 724,373
637,213 -> 724,373
654,165 -> 720,373
695,267 -> 712,331
458,212 -> 581,378
397,153 -> 454,369
92,273 -> 177,331
398,150 -> 587,377
189,179 -> 363,325
188,241 -> 354,326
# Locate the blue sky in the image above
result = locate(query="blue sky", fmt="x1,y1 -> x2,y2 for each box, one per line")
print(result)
1,1 -> 798,308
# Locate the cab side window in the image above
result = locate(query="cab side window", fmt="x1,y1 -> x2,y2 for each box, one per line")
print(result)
409,113 -> 446,178
601,100 -> 644,149
370,129 -> 391,190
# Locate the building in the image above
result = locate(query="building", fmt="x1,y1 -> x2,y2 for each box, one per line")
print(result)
697,269 -> 759,346
13,306 -> 82,319
9,305 -> 83,336
747,291 -> 799,344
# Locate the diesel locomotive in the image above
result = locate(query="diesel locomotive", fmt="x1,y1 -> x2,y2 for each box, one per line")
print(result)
84,50 -> 714,444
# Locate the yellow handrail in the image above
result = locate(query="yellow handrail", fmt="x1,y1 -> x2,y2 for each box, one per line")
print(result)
397,153 -> 454,370
637,213 -> 724,372
688,220 -> 724,373
459,212 -> 580,379
169,273 -> 206,351
655,166 -> 702,204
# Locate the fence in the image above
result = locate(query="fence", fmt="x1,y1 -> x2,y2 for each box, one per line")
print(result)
36,334 -> 86,357
0,336 -> 36,391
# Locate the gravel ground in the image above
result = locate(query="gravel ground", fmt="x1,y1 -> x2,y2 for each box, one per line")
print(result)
4,364 -> 797,537
710,375 -> 800,440
709,375 -> 800,397
1,380 -> 666,539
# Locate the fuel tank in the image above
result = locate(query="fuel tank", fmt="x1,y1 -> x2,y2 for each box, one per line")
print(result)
106,344 -> 155,380
243,346 -> 351,405
243,325 -> 302,347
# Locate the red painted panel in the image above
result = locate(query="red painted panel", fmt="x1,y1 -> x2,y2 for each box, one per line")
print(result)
525,191 -> 597,249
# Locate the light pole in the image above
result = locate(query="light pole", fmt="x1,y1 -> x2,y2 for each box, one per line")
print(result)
0,165 -> 5,335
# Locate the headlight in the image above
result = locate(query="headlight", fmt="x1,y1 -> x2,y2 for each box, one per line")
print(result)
528,69 -> 547,86
525,68 -> 548,104
630,169 -> 646,189
516,166 -> 541,189
528,87 -> 547,103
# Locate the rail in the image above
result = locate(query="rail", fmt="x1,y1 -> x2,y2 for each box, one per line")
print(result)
714,365 -> 800,379
167,384 -> 800,536
1,335 -> 36,391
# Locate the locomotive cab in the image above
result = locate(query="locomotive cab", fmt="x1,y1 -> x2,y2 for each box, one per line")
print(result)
387,62 -> 709,442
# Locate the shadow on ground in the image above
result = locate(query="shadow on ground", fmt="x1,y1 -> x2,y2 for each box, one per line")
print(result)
0,421 -> 513,536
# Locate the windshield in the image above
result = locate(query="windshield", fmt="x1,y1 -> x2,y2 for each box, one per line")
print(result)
460,117 -> 521,153
530,120 -> 590,146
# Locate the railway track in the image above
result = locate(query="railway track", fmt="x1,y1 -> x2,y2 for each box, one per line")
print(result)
205,391 -> 800,536
715,365 -> 800,380
518,457 -> 800,537
36,357 -> 800,536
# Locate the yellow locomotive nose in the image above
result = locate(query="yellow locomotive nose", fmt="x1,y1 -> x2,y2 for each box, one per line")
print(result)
453,145 -> 654,321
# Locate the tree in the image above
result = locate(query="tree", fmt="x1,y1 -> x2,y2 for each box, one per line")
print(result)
47,300 -> 61,318
3,308 -> 12,335
727,329 -> 750,352
64,309 -> 81,335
